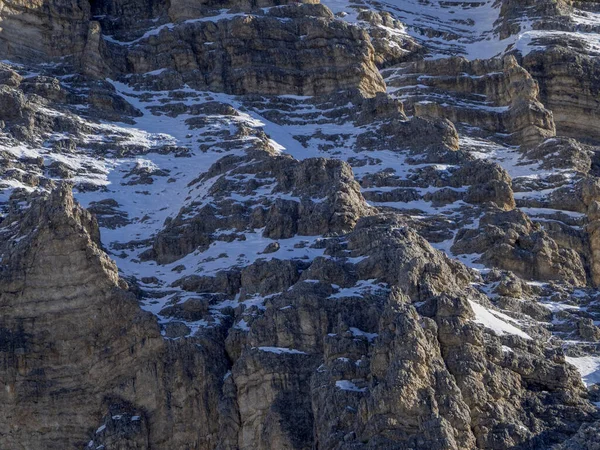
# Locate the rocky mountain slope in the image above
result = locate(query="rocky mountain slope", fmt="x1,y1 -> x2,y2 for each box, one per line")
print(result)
1,0 -> 600,448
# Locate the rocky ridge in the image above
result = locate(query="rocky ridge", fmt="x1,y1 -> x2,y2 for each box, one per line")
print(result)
0,0 -> 600,449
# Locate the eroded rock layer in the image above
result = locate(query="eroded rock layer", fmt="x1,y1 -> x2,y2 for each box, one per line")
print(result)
0,0 -> 600,448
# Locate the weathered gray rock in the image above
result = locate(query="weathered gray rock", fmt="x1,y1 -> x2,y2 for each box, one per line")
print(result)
388,55 -> 556,146
0,186 -> 228,449
1,1 -> 600,449
144,148 -> 371,264
102,4 -> 385,97
452,209 -> 588,286
553,420 -> 600,450
523,46 -> 600,142
524,137 -> 594,173
0,0 -> 92,64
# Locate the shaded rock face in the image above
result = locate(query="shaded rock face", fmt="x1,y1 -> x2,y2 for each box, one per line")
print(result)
0,187 -> 228,449
355,9 -> 424,68
451,159 -> 516,210
524,137 -> 594,174
360,114 -> 460,152
315,299 -> 475,450
250,89 -> 461,153
495,0 -> 571,39
360,152 -> 516,213
0,0 -> 92,63
0,63 -> 143,148
553,420 -> 600,450
91,0 -> 320,33
0,187 -> 597,449
581,178 -> 600,286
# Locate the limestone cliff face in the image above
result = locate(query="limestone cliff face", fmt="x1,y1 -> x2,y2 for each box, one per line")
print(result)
0,0 -> 386,97
388,55 -> 556,147
99,4 -> 386,96
523,48 -> 600,142
0,0 -> 91,63
1,0 -> 600,448
492,0 -> 600,143
0,186 -> 228,449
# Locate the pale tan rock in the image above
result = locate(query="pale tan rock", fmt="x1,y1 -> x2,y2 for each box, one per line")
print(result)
523,44 -> 600,142
0,186 -> 227,449
392,55 -> 556,146
102,5 -> 386,97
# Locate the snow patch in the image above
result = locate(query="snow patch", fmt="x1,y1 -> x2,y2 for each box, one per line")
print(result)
257,346 -> 307,355
468,300 -> 531,340
335,380 -> 367,392
565,355 -> 600,387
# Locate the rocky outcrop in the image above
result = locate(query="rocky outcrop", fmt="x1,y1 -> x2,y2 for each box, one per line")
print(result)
523,47 -> 600,143
2,0 -> 600,449
0,0 -> 386,97
100,3 -> 386,97
387,55 -> 556,146
0,0 -> 92,63
217,216 -> 597,450
524,137 -> 594,173
353,9 -> 424,67
144,147 -> 371,264
248,89 -> 461,153
449,159 -> 516,210
0,186 -> 228,449
452,209 -> 588,285
553,420 -> 600,450
495,0 -> 571,39
91,0 -> 319,35
0,177 -> 598,450
361,157 -> 516,211
313,296 -> 475,450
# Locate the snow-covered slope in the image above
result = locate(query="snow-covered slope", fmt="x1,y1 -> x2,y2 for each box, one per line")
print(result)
1,0 -> 600,447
